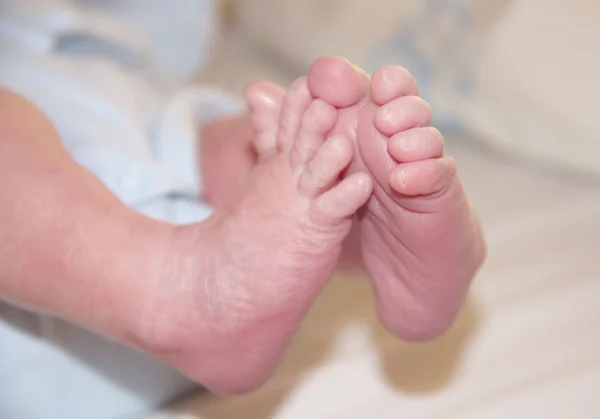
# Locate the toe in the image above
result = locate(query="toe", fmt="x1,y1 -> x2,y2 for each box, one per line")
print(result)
390,156 -> 457,197
277,77 -> 313,152
290,99 -> 338,167
299,134 -> 354,195
375,96 -> 432,137
388,127 -> 445,162
244,81 -> 285,111
370,66 -> 419,105
244,81 -> 285,157
307,56 -> 370,108
314,172 -> 373,220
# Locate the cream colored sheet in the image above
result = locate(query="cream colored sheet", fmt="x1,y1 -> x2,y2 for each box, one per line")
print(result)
159,143 -> 600,418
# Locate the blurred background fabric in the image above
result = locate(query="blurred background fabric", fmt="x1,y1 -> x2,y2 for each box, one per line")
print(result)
208,0 -> 600,178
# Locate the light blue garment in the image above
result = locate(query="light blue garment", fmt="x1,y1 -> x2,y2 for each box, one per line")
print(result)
365,0 -> 478,131
0,1 -> 243,418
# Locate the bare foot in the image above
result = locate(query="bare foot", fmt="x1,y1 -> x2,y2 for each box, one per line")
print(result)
246,59 -> 485,341
155,76 -> 372,394
305,57 -> 485,340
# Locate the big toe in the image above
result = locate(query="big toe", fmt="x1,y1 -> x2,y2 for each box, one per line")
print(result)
307,57 -> 370,108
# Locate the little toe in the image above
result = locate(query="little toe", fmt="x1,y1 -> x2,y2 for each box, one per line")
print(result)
244,81 -> 285,156
278,76 -> 313,152
290,99 -> 338,167
370,66 -> 419,105
244,81 -> 285,112
390,157 -> 457,197
307,56 -> 370,108
313,172 -> 373,220
388,127 -> 445,163
299,134 -> 354,195
375,96 -> 432,137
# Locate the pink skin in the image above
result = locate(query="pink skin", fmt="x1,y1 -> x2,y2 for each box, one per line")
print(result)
243,57 -> 485,341
199,113 -> 257,206
156,87 -> 373,393
0,88 -> 372,395
1,62 -> 483,398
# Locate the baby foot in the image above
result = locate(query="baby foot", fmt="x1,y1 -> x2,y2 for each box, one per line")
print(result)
159,76 -> 372,394
307,57 -> 485,340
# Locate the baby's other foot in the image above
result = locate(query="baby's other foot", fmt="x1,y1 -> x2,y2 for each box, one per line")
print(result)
308,57 -> 485,341
161,76 -> 372,394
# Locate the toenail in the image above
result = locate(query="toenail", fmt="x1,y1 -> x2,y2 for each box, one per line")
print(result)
326,135 -> 345,152
397,169 -> 409,187
381,68 -> 398,89
396,135 -> 412,152
311,99 -> 331,115
381,105 -> 397,125
353,64 -> 369,77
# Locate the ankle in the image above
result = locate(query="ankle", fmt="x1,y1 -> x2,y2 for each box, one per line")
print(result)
138,217 -> 302,394
131,220 -> 212,354
108,213 -> 191,351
